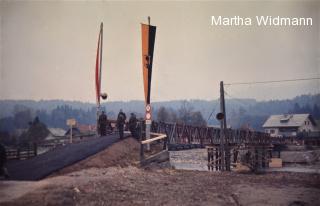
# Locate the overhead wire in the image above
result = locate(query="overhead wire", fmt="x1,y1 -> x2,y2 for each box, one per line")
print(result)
207,98 -> 220,122
225,77 -> 320,86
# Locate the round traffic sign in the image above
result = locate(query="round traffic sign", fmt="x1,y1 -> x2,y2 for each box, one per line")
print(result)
146,104 -> 151,112
146,112 -> 151,120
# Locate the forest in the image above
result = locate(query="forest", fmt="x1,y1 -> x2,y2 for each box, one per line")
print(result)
0,94 -> 319,136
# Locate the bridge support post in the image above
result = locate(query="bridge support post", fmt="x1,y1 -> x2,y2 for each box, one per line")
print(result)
140,121 -> 145,160
146,121 -> 151,151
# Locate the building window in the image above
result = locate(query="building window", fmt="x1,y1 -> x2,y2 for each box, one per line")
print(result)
270,129 -> 275,134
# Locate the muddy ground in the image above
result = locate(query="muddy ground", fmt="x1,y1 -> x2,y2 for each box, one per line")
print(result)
1,138 -> 320,206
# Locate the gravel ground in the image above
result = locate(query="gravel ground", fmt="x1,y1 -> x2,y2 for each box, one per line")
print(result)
1,138 -> 320,206
1,167 -> 319,206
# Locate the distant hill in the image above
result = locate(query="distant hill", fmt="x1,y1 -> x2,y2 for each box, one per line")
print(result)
0,93 -> 319,132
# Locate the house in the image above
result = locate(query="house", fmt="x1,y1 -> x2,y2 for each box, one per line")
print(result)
64,124 -> 100,137
262,114 -> 318,137
45,128 -> 66,140
77,124 -> 96,134
48,128 -> 66,136
65,127 -> 82,136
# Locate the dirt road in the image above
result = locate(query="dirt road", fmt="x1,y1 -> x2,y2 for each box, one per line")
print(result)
1,166 -> 320,206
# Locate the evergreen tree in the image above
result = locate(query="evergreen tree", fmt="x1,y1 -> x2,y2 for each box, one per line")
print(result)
312,104 -> 320,119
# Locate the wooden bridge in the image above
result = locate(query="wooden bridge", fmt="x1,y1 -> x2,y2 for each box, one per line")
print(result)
149,121 -> 272,172
151,122 -> 270,146
148,121 -> 320,172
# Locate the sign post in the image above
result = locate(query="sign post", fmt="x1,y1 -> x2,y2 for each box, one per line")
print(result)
141,16 -> 156,151
145,104 -> 152,151
67,118 -> 76,143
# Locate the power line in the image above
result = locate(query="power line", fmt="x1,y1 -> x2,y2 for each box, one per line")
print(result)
224,90 -> 252,109
225,77 -> 320,86
207,98 -> 220,122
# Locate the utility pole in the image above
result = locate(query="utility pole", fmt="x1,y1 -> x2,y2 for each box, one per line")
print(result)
220,81 -> 230,171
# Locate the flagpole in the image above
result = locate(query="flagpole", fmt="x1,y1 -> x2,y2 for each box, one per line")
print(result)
145,16 -> 151,151
99,22 -> 103,108
96,22 -> 103,135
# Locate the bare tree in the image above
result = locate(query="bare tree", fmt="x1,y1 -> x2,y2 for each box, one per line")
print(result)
157,106 -> 170,122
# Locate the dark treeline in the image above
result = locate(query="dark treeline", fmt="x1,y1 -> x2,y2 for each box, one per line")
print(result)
227,101 -> 320,130
0,105 -> 98,133
0,94 -> 319,134
0,101 -> 207,146
156,101 -> 206,126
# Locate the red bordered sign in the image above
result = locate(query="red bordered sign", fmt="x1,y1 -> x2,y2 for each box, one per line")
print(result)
145,104 -> 152,120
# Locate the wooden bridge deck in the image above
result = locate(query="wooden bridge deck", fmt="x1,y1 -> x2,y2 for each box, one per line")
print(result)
6,134 -> 124,180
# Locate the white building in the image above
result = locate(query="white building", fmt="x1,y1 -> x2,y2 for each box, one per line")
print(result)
262,114 -> 318,137
45,128 -> 66,140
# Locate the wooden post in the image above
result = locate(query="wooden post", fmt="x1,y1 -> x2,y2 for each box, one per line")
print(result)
146,121 -> 151,151
207,147 -> 210,170
140,121 -> 144,161
140,143 -> 144,160
17,148 -> 20,160
67,119 -> 76,143
215,148 -> 219,171
70,125 -> 73,143
163,130 -> 169,150
34,143 -> 37,156
220,81 -> 230,171
208,147 -> 214,171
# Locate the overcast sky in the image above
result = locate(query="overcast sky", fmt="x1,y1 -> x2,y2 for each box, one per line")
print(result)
0,1 -> 319,103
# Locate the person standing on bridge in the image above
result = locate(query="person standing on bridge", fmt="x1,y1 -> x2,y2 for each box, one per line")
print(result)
0,143 -> 9,179
117,109 -> 126,139
98,111 -> 108,136
129,113 -> 138,139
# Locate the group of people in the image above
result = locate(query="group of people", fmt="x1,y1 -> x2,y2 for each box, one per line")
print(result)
98,109 -> 139,139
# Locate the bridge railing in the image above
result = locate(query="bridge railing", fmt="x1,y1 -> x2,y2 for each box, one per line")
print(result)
150,121 -> 272,147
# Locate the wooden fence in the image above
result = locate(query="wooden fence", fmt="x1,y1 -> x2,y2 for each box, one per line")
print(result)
6,144 -> 37,160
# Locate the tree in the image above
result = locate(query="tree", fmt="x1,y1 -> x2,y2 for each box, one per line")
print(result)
178,101 -> 194,125
238,106 -> 246,116
312,104 -> 320,119
0,117 -> 15,133
157,107 -> 170,122
13,107 -> 33,129
177,101 -> 207,126
19,116 -> 50,146
0,131 -> 11,145
291,103 -> 301,114
190,111 -> 206,126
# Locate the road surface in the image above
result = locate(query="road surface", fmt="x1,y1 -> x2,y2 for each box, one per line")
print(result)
7,134 -> 125,180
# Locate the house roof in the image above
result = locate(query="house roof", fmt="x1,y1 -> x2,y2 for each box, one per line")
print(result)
65,127 -> 81,136
262,114 -> 316,128
48,128 -> 66,137
77,124 -> 96,133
